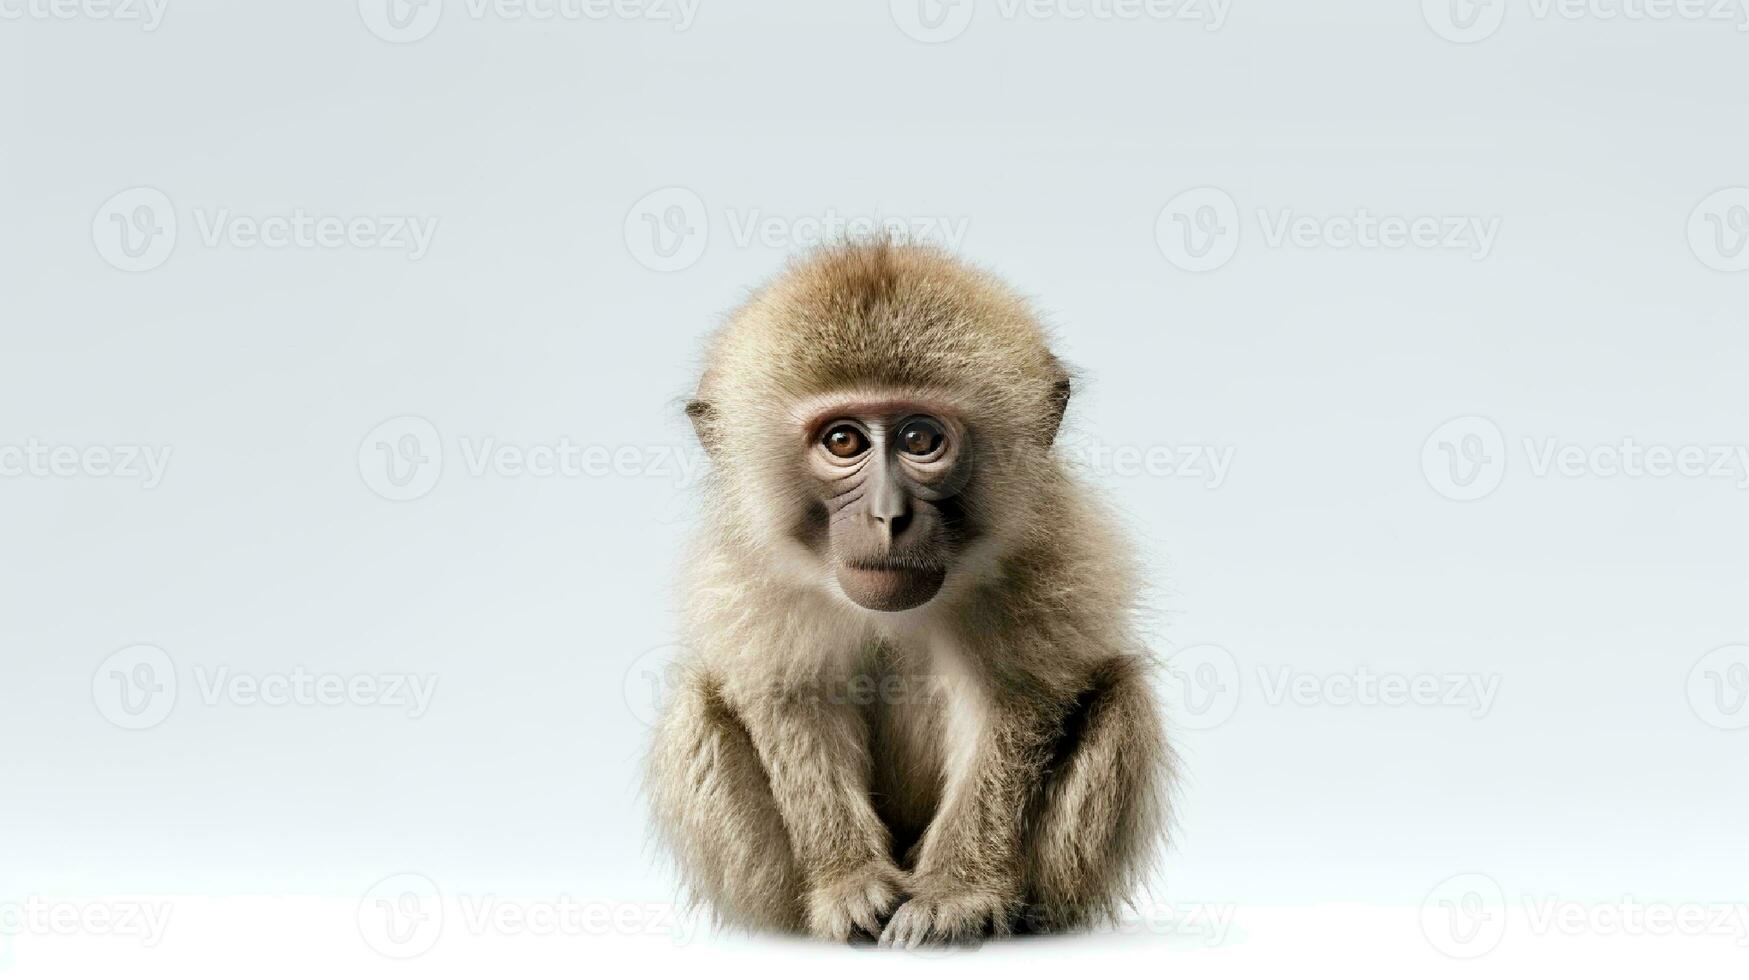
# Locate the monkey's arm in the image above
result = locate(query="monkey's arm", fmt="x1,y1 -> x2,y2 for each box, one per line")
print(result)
880,693 -> 1058,947
735,690 -> 909,941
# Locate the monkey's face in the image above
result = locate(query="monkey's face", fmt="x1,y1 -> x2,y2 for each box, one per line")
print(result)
800,399 -> 976,613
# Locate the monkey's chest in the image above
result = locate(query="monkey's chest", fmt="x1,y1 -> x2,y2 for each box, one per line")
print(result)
864,655 -> 989,862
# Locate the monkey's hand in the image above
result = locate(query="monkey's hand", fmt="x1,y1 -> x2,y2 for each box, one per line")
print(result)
876,883 -> 1016,949
805,861 -> 908,943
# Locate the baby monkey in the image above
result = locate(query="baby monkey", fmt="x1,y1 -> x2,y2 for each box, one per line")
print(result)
648,242 -> 1169,947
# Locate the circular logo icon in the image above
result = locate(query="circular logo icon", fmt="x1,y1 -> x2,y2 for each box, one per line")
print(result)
359,0 -> 442,43
1420,872 -> 1506,958
93,187 -> 177,273
1161,644 -> 1240,731
1686,188 -> 1749,273
1422,0 -> 1506,43
1155,187 -> 1240,272
1686,645 -> 1749,731
358,416 -> 443,502
1421,415 -> 1506,502
624,187 -> 709,272
625,644 -> 689,727
358,872 -> 443,958
889,0 -> 975,43
92,644 -> 178,730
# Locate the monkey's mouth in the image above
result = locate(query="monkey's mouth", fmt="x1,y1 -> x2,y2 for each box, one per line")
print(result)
835,559 -> 948,613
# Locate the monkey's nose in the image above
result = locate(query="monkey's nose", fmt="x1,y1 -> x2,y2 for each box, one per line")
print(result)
868,471 -> 912,542
873,509 -> 914,542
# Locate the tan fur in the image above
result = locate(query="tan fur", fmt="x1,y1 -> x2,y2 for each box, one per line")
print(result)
647,242 -> 1172,946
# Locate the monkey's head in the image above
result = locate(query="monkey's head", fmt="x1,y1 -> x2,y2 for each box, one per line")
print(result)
686,243 -> 1072,614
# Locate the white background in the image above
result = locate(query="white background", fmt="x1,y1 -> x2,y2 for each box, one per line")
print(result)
1,0 -> 1746,975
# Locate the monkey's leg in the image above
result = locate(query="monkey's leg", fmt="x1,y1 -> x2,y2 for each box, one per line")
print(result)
647,669 -> 806,934
1018,658 -> 1169,933
736,685 -> 909,941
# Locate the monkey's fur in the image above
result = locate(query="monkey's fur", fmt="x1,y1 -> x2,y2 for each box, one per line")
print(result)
647,242 -> 1171,947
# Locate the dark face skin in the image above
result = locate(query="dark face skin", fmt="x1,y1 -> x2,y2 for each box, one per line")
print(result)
801,402 -> 975,612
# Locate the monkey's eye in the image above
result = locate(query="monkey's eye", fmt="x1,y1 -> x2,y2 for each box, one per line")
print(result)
898,418 -> 945,458
822,424 -> 870,459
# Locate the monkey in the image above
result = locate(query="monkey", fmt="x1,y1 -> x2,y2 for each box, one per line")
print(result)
646,241 -> 1171,948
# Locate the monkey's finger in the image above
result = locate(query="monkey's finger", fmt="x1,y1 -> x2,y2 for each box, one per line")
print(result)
903,913 -> 932,951
890,904 -> 932,950
877,905 -> 912,948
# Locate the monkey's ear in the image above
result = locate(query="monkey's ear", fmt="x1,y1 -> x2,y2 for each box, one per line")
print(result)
685,398 -> 718,455
1043,366 -> 1072,446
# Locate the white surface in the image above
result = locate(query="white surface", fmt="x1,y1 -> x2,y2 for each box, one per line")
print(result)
3,897 -> 1746,978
